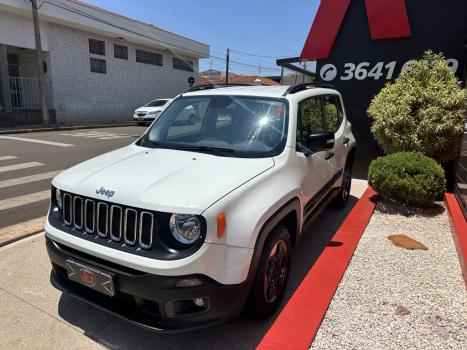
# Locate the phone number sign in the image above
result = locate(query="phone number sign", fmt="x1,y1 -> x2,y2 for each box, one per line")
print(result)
319,59 -> 459,82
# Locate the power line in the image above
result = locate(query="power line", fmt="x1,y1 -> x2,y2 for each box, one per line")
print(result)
136,0 -> 282,52
38,0 -> 211,57
38,0 -> 284,75
230,48 -> 299,59
135,0 -> 299,60
207,55 -> 281,71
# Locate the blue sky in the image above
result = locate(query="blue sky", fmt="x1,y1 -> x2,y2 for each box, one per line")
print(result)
84,0 -> 320,76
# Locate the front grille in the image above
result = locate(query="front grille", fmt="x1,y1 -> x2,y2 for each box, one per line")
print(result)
136,111 -> 147,116
62,193 -> 155,250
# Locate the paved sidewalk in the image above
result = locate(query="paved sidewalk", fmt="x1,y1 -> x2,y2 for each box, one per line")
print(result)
0,235 -> 109,350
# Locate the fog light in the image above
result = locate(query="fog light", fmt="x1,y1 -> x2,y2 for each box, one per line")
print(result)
175,278 -> 202,288
165,297 -> 210,318
193,298 -> 205,307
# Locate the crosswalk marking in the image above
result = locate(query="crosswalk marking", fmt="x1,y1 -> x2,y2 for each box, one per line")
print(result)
59,131 -> 129,140
0,156 -> 18,162
0,162 -> 43,174
0,217 -> 45,247
0,190 -> 50,211
0,170 -> 62,189
0,136 -> 74,147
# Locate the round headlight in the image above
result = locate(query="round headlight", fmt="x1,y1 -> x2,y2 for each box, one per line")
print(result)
55,188 -> 62,210
169,214 -> 201,244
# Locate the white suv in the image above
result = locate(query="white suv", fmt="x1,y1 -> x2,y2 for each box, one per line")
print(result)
46,84 -> 356,331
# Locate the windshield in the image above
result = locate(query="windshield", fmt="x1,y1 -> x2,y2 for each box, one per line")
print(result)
145,99 -> 168,107
140,95 -> 288,158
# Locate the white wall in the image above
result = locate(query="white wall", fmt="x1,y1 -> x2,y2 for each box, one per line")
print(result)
0,10 -> 48,50
48,23 -> 199,124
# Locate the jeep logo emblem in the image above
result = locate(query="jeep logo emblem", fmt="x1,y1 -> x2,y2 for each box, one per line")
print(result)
96,187 -> 115,199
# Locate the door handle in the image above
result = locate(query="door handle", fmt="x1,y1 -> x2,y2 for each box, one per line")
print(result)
343,137 -> 350,145
324,151 -> 334,160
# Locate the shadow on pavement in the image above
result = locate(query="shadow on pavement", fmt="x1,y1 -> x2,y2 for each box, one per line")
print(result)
57,195 -> 359,350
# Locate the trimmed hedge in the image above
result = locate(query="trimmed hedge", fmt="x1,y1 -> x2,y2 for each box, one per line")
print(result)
368,152 -> 445,207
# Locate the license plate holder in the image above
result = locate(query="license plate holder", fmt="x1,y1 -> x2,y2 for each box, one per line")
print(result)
66,259 -> 115,297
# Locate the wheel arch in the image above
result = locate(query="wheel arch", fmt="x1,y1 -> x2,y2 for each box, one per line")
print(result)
244,197 -> 301,286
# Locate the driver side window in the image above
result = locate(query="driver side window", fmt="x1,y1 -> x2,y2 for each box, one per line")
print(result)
296,97 -> 323,151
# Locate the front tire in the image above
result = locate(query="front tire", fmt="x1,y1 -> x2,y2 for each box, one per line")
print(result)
245,225 -> 292,319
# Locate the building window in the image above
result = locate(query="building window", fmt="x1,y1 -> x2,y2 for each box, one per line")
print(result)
173,57 -> 194,72
90,58 -> 106,74
89,39 -> 105,55
136,49 -> 162,66
114,44 -> 128,60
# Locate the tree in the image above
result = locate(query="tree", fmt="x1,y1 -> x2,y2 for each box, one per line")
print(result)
368,51 -> 466,163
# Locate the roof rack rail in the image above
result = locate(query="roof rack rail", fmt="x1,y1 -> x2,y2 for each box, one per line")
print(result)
187,83 -> 253,92
282,83 -> 335,96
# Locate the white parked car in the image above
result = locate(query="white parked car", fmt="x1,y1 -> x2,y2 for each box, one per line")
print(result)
133,98 -> 172,125
46,84 -> 356,331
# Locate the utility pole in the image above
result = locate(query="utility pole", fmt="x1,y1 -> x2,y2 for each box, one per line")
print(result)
258,60 -> 261,77
31,0 -> 49,126
303,62 -> 307,83
280,66 -> 284,85
225,48 -> 230,84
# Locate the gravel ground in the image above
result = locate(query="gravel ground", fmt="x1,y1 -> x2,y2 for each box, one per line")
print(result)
310,199 -> 467,350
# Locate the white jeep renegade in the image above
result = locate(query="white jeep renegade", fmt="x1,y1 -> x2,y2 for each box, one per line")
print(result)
46,83 -> 356,331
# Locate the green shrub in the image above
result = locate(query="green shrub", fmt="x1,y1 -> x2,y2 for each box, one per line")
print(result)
368,152 -> 445,207
368,51 -> 467,163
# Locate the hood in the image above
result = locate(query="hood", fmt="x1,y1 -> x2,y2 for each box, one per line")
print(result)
135,106 -> 164,113
53,144 -> 274,214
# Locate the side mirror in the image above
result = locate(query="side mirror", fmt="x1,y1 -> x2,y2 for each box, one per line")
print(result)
308,132 -> 335,152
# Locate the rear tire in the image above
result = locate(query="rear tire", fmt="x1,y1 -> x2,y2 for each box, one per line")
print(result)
245,225 -> 292,319
333,159 -> 352,208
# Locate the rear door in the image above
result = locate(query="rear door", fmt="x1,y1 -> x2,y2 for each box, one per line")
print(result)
321,94 -> 346,173
295,95 -> 336,215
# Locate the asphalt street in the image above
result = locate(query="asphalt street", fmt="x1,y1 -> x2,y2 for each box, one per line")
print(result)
0,126 -> 146,237
0,125 -> 367,349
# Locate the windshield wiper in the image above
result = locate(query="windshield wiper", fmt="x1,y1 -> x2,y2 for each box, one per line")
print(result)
174,145 -> 236,156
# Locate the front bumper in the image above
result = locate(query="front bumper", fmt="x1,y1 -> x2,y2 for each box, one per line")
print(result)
133,116 -> 155,122
46,237 -> 250,332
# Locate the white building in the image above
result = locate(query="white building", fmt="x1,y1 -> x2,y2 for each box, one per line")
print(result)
0,0 -> 209,127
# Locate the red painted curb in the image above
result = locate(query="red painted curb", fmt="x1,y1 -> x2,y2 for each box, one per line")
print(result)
257,187 -> 377,350
445,193 -> 467,287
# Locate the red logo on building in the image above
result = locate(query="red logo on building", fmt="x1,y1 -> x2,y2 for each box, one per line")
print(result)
300,0 -> 412,60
